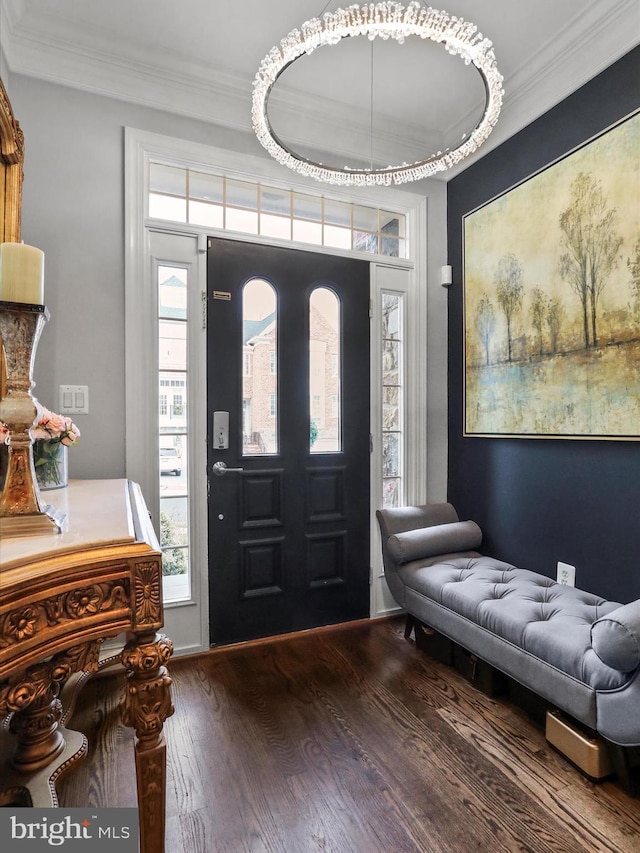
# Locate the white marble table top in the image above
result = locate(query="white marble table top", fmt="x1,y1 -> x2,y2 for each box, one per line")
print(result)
0,479 -> 136,570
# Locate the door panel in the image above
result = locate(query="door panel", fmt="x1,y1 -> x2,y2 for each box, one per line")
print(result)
207,238 -> 370,645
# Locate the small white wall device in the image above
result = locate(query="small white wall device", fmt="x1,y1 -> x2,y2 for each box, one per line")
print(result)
213,411 -> 229,449
557,562 -> 576,586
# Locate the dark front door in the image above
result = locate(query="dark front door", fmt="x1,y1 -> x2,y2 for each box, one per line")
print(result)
207,238 -> 370,645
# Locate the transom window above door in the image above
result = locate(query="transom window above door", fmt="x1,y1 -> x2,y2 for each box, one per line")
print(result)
148,164 -> 406,259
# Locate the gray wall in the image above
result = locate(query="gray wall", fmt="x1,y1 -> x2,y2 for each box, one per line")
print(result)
10,75 -> 264,478
8,74 -> 449,495
1,43 -> 9,92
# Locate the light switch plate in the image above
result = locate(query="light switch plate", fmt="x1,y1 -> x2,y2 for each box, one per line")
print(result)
59,384 -> 89,415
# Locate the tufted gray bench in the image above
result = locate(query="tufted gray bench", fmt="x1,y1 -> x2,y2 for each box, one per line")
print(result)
376,502 -> 640,790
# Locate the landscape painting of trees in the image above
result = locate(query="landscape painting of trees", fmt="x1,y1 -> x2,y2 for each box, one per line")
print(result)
464,110 -> 639,439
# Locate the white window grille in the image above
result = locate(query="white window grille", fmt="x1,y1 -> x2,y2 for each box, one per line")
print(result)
148,164 -> 406,260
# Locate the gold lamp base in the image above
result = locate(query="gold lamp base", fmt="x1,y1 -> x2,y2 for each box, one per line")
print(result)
0,504 -> 67,538
0,300 -> 67,537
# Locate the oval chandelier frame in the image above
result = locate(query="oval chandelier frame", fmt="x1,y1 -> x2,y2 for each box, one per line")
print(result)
252,2 -> 504,186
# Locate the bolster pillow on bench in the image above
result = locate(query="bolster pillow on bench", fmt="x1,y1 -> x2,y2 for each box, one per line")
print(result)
591,600 -> 640,672
387,520 -> 482,566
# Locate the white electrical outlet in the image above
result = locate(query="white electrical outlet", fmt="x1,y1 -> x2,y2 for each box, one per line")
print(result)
557,562 -> 576,586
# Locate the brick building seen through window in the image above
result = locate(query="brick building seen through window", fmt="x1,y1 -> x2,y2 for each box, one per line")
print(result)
242,300 -> 340,454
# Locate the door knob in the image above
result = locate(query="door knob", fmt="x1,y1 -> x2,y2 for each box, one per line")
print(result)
212,461 -> 244,476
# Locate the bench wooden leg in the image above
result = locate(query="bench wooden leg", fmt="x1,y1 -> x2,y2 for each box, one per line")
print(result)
608,743 -> 639,797
404,613 -> 416,640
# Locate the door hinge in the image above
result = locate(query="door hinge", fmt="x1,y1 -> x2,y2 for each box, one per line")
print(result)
369,566 -> 373,586
368,298 -> 373,319
369,433 -> 374,453
201,290 -> 207,329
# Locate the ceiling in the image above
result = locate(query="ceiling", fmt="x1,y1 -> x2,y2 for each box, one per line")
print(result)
1,0 -> 638,180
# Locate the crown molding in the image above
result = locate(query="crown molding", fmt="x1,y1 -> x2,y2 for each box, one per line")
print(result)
4,16 -> 443,167
0,0 -> 19,33
2,0 -> 638,181
3,24 -> 254,129
443,0 -> 639,177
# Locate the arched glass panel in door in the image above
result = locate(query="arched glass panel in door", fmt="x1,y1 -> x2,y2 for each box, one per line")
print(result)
309,287 -> 341,453
242,278 -> 278,455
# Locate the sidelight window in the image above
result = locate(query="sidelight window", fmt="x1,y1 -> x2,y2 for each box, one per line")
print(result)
381,292 -> 404,507
157,265 -> 190,601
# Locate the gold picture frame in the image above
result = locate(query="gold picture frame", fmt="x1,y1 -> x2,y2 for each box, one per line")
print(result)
0,75 -> 24,244
463,110 -> 640,440
0,75 -> 25,399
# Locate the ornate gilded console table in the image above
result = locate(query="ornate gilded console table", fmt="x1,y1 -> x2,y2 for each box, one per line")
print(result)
0,478 -> 173,853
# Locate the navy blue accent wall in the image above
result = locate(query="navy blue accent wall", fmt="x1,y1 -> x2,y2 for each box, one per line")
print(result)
447,47 -> 640,604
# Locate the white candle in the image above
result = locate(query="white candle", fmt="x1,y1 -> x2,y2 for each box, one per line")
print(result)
0,242 -> 45,304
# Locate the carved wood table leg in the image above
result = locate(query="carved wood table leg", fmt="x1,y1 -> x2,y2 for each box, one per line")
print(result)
6,681 -> 64,772
0,641 -> 101,806
121,631 -> 174,853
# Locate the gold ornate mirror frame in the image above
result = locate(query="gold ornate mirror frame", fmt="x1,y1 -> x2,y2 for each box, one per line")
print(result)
0,75 -> 24,243
0,75 -> 24,399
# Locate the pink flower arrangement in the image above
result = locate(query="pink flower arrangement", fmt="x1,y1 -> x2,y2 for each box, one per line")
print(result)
0,407 -> 81,445
0,407 -> 80,489
31,407 -> 81,446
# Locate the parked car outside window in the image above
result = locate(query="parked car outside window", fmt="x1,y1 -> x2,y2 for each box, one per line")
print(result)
160,446 -> 181,475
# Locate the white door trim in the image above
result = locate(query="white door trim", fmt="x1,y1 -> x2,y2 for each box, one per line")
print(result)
125,127 -> 430,654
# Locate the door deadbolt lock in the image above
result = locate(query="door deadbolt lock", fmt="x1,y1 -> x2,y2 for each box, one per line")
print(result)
213,411 -> 230,449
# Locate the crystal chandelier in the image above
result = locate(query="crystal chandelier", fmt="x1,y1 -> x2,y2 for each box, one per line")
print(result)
252,1 -> 504,186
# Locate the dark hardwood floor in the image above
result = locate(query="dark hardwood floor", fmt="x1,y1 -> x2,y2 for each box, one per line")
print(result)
58,617 -> 640,852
